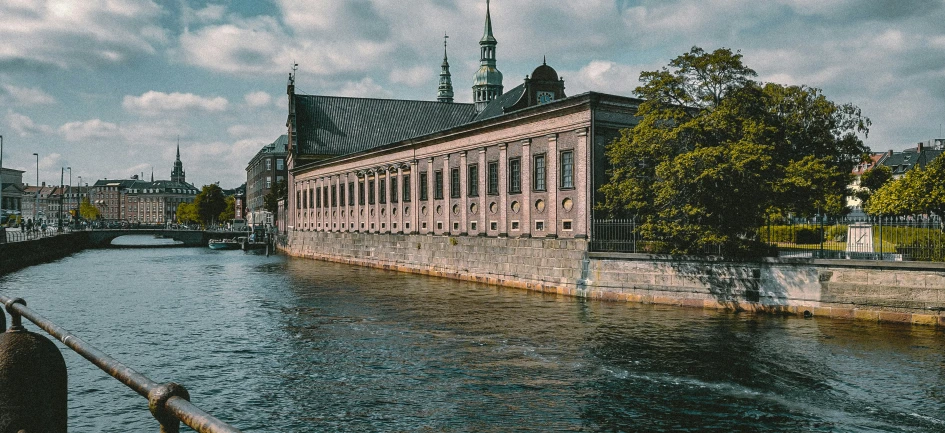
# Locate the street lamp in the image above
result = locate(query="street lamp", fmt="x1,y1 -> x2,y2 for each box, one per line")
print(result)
77,175 -> 82,228
67,167 -> 72,228
0,134 -> 5,243
32,153 -> 38,224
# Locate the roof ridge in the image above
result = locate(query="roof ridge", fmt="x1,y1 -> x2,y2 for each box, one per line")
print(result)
298,93 -> 475,106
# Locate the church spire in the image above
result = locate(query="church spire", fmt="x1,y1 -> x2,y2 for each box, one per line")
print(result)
473,0 -> 503,112
437,33 -> 454,103
171,137 -> 186,183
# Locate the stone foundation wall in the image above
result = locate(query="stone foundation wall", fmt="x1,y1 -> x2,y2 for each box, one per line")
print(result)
280,231 -> 945,326
0,233 -> 90,276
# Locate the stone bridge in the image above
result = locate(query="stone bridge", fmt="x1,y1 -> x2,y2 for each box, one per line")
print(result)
85,229 -> 214,247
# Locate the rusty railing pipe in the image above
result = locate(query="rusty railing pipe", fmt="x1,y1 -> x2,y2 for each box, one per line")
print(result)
0,295 -> 242,433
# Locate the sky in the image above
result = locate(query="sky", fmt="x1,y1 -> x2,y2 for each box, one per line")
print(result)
2,0 -> 945,189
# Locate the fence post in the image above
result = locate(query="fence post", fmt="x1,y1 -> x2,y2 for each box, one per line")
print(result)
819,213 -> 825,258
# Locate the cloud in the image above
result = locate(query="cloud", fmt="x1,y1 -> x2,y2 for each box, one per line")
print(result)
244,91 -> 272,107
564,61 -> 645,97
390,66 -> 432,87
123,91 -> 228,115
0,0 -> 164,69
59,119 -> 120,142
177,16 -> 291,75
2,84 -> 56,105
5,110 -> 53,136
336,78 -> 393,98
195,4 -> 226,22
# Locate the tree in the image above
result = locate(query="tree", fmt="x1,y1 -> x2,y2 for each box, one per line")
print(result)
79,197 -> 100,220
866,153 -> 945,219
219,196 -> 236,222
193,183 -> 226,226
264,179 -> 287,221
176,202 -> 198,224
598,46 -> 870,254
853,164 -> 892,208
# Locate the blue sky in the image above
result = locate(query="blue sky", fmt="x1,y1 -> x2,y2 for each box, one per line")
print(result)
2,0 -> 945,188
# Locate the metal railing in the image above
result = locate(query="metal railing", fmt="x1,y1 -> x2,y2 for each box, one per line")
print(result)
0,296 -> 242,433
591,216 -> 945,262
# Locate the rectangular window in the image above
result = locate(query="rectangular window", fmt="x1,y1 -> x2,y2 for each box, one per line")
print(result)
403,174 -> 411,202
391,177 -> 398,203
379,178 -> 387,204
331,185 -> 337,207
266,176 -> 272,189
419,172 -> 428,200
323,186 -> 328,208
276,159 -> 284,171
434,170 -> 444,199
533,154 -> 546,191
339,183 -> 345,206
488,162 -> 499,195
508,158 -> 521,194
368,179 -> 376,205
296,191 -> 301,209
315,187 -> 321,208
468,164 -> 479,197
359,181 -> 365,205
450,168 -> 460,198
348,182 -> 355,206
561,150 -> 574,189
266,160 -> 272,170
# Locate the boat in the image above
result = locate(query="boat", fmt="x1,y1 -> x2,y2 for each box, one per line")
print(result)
208,238 -> 241,250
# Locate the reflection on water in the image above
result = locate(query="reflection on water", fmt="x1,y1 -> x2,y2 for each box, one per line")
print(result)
109,234 -> 183,246
0,247 -> 943,432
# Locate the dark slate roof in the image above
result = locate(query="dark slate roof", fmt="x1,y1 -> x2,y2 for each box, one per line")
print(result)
473,83 -> 525,121
295,95 -> 477,155
879,148 -> 944,176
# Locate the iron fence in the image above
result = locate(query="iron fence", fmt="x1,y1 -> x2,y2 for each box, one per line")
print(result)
592,216 -> 945,262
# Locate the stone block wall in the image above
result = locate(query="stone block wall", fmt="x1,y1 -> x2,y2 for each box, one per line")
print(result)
0,232 -> 90,276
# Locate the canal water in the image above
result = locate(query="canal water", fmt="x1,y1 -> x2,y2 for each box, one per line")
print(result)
0,236 -> 943,432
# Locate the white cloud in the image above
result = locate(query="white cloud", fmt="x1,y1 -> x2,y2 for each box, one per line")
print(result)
123,91 -> 228,115
337,78 -> 392,98
59,119 -> 120,142
390,66 -> 432,87
564,61 -> 644,96
2,84 -> 56,105
0,0 -> 164,69
244,91 -> 272,107
196,4 -> 226,22
5,110 -> 53,136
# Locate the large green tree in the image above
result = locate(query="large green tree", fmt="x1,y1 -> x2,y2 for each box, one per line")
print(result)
865,153 -> 945,219
176,202 -> 198,224
79,197 -> 100,220
853,164 -> 892,208
599,47 -> 870,254
194,183 -> 227,226
219,196 -> 236,222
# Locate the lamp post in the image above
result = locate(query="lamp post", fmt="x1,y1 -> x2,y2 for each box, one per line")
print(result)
67,167 -> 72,228
32,153 -> 38,224
0,134 -> 5,244
77,176 -> 82,229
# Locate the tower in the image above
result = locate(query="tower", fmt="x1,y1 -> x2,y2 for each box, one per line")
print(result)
171,139 -> 185,183
472,0 -> 503,112
437,34 -> 454,103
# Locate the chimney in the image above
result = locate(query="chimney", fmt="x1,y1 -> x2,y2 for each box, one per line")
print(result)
42,182 -> 45,187
918,142 -> 924,153
888,149 -> 894,157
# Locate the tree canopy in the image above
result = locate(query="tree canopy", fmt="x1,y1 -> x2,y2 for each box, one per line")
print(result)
865,153 -> 945,218
79,197 -> 100,221
194,183 -> 227,226
598,46 -> 870,254
219,196 -> 236,222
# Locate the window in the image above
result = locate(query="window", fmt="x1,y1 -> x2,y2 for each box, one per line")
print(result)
331,185 -> 337,207
348,182 -> 355,206
403,174 -> 411,202
379,178 -> 387,204
368,179 -> 376,205
535,221 -> 545,231
562,220 -> 573,231
359,181 -> 365,205
434,170 -> 444,199
490,221 -> 498,231
315,187 -> 321,208
323,186 -> 329,208
266,176 -> 272,188
277,159 -> 284,170
450,168 -> 460,198
560,150 -> 574,189
339,184 -> 345,206
533,154 -> 546,191
508,158 -> 521,193
391,177 -> 398,203
468,164 -> 479,197
488,162 -> 498,195
266,159 -> 272,170
296,191 -> 301,209
419,172 -> 428,200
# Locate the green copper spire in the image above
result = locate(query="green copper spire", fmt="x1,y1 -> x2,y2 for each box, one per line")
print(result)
473,0 -> 502,112
437,33 -> 454,103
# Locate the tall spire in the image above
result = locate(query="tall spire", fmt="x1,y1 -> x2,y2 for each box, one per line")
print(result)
171,137 -> 186,183
437,33 -> 454,103
473,0 -> 503,112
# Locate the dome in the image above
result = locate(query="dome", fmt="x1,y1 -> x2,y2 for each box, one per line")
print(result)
531,63 -> 559,82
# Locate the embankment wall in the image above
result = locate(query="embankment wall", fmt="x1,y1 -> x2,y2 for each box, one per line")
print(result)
280,231 -> 945,326
0,233 -> 91,276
